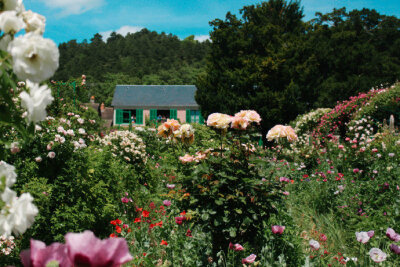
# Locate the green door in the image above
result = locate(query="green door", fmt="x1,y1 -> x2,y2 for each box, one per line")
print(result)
115,109 -> 123,124
150,109 -> 157,121
186,109 -> 191,123
170,109 -> 177,120
136,109 -> 143,124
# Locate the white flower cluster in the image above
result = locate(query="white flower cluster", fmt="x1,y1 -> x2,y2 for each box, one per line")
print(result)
0,0 -> 58,123
0,161 -> 38,236
294,108 -> 332,135
346,116 -> 378,146
97,130 -> 147,163
0,234 -> 15,255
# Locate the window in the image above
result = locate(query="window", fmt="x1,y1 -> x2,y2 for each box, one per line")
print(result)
191,110 -> 200,123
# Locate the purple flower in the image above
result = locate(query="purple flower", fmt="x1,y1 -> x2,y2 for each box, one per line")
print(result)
20,239 -> 71,267
367,230 -> 375,238
271,225 -> 285,234
65,230 -> 133,267
163,200 -> 171,206
390,244 -> 400,255
386,228 -> 400,242
242,254 -> 256,264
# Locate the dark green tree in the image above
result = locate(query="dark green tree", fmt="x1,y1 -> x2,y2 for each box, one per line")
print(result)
196,0 -> 305,143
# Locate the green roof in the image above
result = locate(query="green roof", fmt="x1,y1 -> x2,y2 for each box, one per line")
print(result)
111,85 -> 199,109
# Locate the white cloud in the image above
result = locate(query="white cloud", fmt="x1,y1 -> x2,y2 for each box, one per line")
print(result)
100,25 -> 144,41
194,35 -> 210,42
37,0 -> 105,16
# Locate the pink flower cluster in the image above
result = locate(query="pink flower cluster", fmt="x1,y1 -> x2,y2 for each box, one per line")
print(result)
20,230 -> 132,267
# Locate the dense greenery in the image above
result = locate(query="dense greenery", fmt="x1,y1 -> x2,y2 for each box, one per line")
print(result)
196,0 -> 400,143
53,30 -> 210,105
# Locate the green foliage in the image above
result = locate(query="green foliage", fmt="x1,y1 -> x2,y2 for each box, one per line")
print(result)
178,130 -> 284,255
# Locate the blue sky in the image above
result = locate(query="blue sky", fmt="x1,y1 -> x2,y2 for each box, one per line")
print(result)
24,0 -> 400,44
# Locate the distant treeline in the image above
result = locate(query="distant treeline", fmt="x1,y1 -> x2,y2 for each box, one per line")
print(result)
53,30 -> 210,105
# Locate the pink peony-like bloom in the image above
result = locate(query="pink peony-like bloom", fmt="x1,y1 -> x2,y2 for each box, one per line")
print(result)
229,243 -> 244,251
65,230 -> 133,267
390,244 -> 400,255
179,154 -> 195,163
163,200 -> 171,206
271,225 -> 285,234
20,239 -> 71,267
356,232 -> 370,244
338,144 -> 344,150
369,248 -> 386,263
242,254 -> 256,264
279,177 -> 290,183
309,239 -> 320,250
386,228 -> 400,242
353,168 -> 360,174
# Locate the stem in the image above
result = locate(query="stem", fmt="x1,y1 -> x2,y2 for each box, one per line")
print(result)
220,130 -> 223,158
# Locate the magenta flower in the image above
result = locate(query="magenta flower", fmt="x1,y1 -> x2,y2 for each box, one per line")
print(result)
353,168 -> 360,174
166,184 -> 175,189
20,239 -> 71,267
242,254 -> 256,264
271,225 -> 285,234
367,230 -> 375,238
121,197 -> 132,203
65,230 -> 133,267
390,244 -> 400,255
233,243 -> 244,251
386,228 -> 400,242
279,177 -> 290,183
163,200 -> 171,206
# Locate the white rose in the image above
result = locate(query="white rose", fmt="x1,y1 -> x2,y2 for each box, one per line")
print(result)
2,0 -> 24,12
19,80 -> 54,123
8,32 -> 59,83
21,10 -> 45,34
0,34 -> 12,51
0,188 -> 38,236
0,161 -> 17,188
0,11 -> 25,34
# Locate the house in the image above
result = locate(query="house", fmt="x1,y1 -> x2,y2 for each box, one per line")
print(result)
111,85 -> 204,126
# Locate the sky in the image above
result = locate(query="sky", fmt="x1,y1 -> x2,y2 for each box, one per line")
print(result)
24,0 -> 400,44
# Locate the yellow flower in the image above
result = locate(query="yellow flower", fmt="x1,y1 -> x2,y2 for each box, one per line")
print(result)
267,125 -> 298,142
206,113 -> 232,129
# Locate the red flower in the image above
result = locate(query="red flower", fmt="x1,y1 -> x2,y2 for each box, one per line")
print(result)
160,240 -> 168,246
115,219 -> 122,225
134,218 -> 141,223
110,220 -> 117,225
136,207 -> 143,212
175,216 -> 185,225
109,233 -> 117,238
186,229 -> 192,237
116,226 -> 122,233
149,202 -> 156,209
303,174 -> 309,178
142,210 -> 150,218
156,221 -> 163,227
180,211 -> 186,216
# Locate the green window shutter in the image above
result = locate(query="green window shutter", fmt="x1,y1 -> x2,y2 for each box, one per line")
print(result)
186,109 -> 191,123
136,109 -> 143,124
150,109 -> 157,121
199,112 -> 204,124
116,109 -> 123,124
170,109 -> 177,120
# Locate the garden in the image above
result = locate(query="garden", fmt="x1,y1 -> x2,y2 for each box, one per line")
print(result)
1,1 -> 400,267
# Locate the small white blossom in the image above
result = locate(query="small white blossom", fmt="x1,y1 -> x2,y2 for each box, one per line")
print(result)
0,11 -> 25,34
19,80 -> 53,123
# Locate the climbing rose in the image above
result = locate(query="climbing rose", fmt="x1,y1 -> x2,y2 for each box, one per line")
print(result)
20,80 -> 54,123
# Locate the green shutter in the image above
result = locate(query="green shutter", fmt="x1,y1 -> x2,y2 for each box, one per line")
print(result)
170,109 -> 177,120
199,112 -> 204,124
150,109 -> 157,121
116,109 -> 123,124
186,109 -> 191,123
136,109 -> 143,124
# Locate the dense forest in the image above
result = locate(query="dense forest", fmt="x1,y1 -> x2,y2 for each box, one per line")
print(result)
53,30 -> 210,105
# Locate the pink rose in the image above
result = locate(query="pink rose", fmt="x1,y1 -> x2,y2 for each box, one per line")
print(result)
271,225 -> 285,234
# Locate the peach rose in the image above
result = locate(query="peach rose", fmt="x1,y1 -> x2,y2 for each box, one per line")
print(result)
266,125 -> 297,142
206,113 -> 232,129
157,119 -> 181,138
179,154 -> 195,163
235,110 -> 261,124
231,116 -> 249,130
